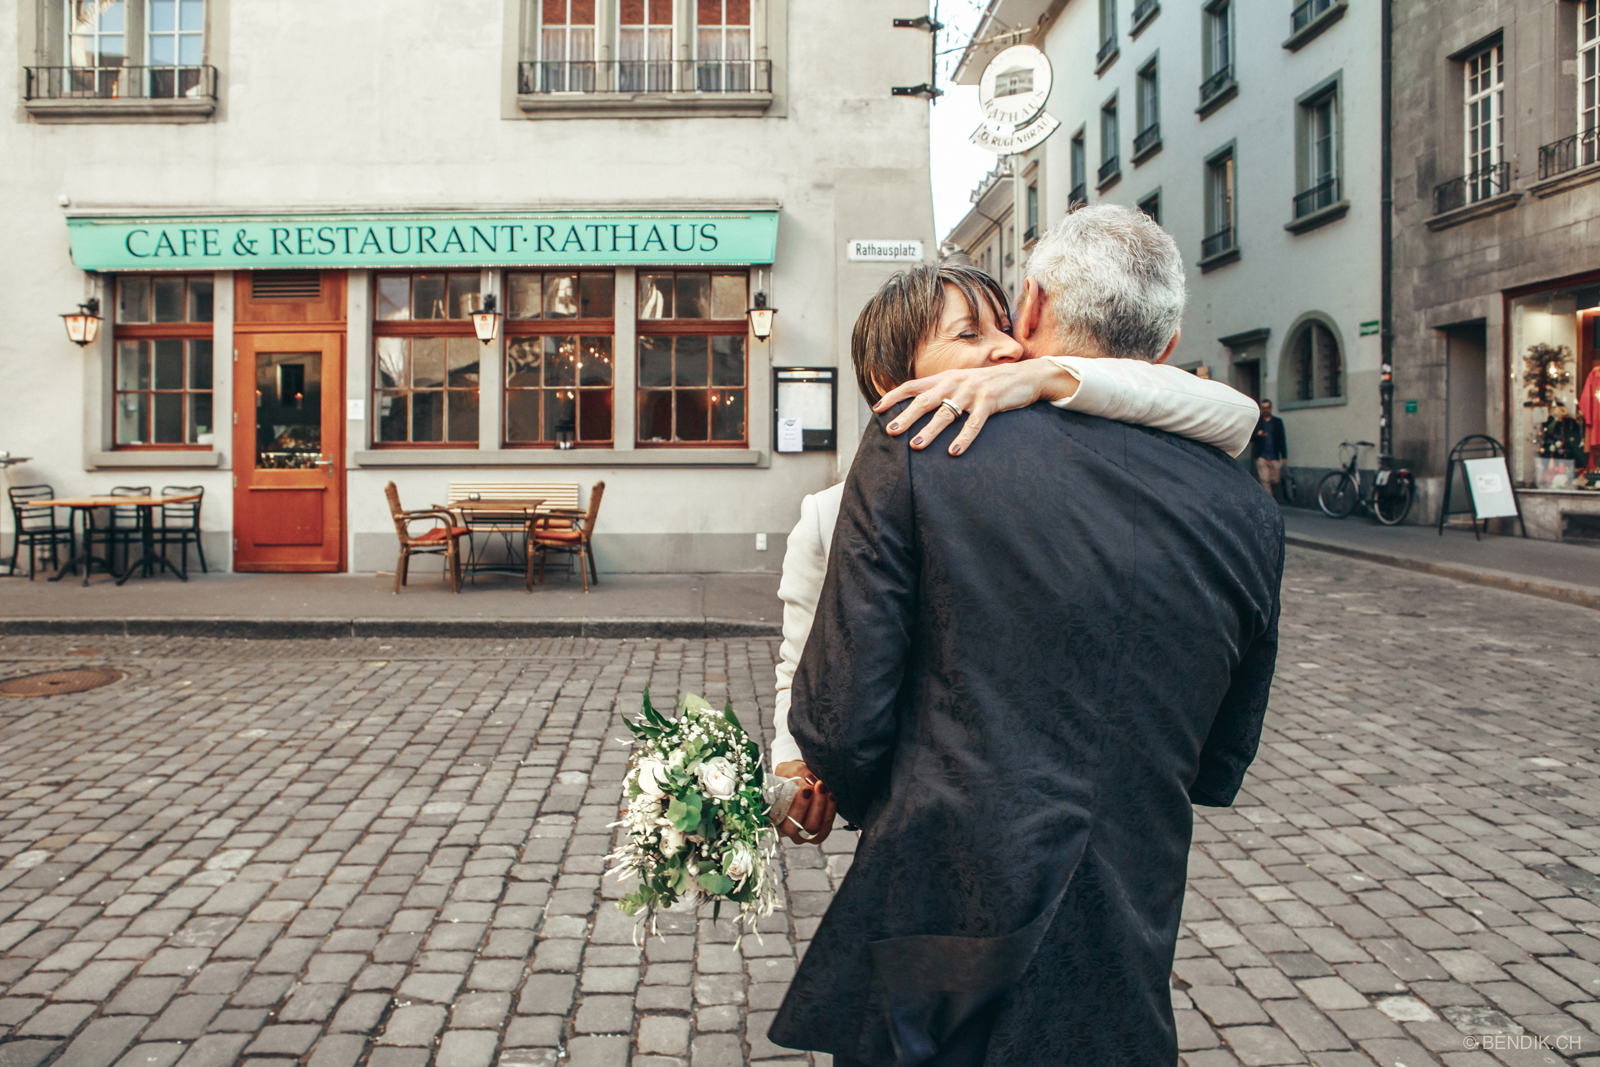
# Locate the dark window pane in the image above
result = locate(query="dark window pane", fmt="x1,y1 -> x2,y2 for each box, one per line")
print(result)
506,339 -> 542,388
545,274 -> 578,318
580,273 -> 614,318
447,389 -> 480,443
675,273 -> 711,319
189,340 -> 213,389
579,337 -> 612,386
506,388 -> 542,442
188,392 -> 213,442
153,392 -> 184,443
507,273 -> 541,319
639,274 -> 673,319
189,277 -> 214,322
116,392 -> 147,445
412,338 -> 445,388
544,336 -> 577,387
412,391 -> 445,441
413,274 -> 447,319
153,339 -> 185,390
118,277 -> 150,324
446,337 -> 480,388
639,337 -> 673,386
675,389 -> 709,440
639,390 -> 672,441
376,275 -> 410,321
447,274 -> 481,319
711,274 -> 746,319
675,336 -> 709,386
711,335 -> 744,385
579,389 -> 613,441
711,388 -> 745,441
153,276 -> 185,322
377,391 -> 409,442
117,341 -> 150,390
545,388 -> 577,440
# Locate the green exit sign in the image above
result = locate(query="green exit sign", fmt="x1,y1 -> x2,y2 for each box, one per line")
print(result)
1360,320 -> 1382,336
1405,400 -> 1419,413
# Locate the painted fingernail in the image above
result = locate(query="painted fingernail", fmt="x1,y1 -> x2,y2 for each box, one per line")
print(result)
888,423 -> 899,432
950,445 -> 963,455
802,788 -> 813,799
911,437 -> 923,447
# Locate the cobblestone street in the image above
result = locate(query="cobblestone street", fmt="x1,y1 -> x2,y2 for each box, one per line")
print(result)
1,545 -> 1598,1067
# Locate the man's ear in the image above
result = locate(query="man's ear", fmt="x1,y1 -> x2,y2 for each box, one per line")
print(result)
1155,328 -> 1181,365
1014,277 -> 1047,343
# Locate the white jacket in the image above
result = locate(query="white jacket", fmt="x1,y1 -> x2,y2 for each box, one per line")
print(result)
769,357 -> 1261,769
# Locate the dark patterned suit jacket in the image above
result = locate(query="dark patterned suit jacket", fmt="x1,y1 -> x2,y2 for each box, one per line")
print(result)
770,402 -> 1284,1066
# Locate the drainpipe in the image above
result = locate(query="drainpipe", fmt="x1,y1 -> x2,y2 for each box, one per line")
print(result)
1378,0 -> 1395,466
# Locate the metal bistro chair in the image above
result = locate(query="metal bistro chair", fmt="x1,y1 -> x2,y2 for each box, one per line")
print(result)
156,486 -> 208,578
7,484 -> 73,579
87,485 -> 150,576
385,481 -> 470,593
527,480 -> 605,593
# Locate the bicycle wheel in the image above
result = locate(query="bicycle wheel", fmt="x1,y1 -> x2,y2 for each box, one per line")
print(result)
1317,472 -> 1359,518
1373,478 -> 1414,525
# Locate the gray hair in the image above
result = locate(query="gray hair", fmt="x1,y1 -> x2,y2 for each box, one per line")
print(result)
1024,204 -> 1186,361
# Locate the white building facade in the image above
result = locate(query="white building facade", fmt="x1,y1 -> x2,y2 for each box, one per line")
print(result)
4,0 -> 936,576
952,0 -> 1380,497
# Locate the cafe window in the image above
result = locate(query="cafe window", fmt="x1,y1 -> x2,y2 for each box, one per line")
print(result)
696,0 -> 752,90
372,272 -> 484,447
505,271 -> 616,447
113,274 -> 214,448
621,0 -> 673,92
541,0 -> 596,92
637,271 -> 748,446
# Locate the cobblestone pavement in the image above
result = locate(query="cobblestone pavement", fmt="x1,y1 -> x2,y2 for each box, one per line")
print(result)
0,545 -> 1597,1067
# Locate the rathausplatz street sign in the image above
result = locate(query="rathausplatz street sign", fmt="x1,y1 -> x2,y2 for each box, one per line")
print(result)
847,240 -> 924,262
971,45 -> 1061,155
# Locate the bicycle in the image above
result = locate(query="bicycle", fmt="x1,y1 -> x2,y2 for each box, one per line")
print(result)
1316,441 -> 1415,525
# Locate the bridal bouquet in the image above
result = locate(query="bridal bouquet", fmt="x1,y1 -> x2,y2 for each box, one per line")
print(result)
609,689 -> 781,938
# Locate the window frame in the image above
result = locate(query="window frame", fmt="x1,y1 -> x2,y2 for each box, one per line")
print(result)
24,0 -> 217,115
1583,1 -> 1598,145
635,269 -> 752,449
1098,93 -> 1121,187
1070,128 -> 1088,202
1137,188 -> 1162,225
370,271 -> 488,450
1464,42 -> 1505,192
1201,141 -> 1238,265
503,270 -> 618,449
111,273 -> 216,452
1291,72 -> 1345,224
1278,313 -> 1347,409
1134,53 -> 1161,161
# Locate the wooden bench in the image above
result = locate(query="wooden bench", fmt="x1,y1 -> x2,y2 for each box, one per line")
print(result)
442,482 -> 581,516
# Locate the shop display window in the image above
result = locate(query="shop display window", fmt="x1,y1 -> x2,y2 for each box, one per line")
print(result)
505,271 -> 615,447
637,271 -> 748,446
1509,282 -> 1599,489
373,272 -> 484,446
113,274 -> 214,448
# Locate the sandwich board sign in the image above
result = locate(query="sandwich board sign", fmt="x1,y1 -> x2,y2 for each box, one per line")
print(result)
1463,457 -> 1520,519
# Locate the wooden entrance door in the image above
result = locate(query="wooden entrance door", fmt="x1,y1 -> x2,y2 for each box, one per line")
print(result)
233,332 -> 345,571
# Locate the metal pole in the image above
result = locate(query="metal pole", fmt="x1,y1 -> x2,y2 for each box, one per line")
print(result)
1378,0 -> 1395,466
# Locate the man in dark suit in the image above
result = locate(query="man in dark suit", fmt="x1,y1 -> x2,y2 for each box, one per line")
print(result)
1254,399 -> 1290,502
770,206 -> 1284,1067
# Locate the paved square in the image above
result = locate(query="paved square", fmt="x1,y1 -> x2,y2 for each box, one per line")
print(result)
1,545 -> 1598,1066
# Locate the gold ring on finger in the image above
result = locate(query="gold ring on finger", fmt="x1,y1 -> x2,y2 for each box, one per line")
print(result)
939,398 -> 963,418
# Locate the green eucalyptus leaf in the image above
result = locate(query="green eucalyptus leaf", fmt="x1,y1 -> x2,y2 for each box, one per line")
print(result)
699,871 -> 735,897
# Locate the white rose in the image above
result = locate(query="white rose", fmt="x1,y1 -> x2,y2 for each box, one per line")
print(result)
629,794 -> 662,823
698,756 -> 739,800
658,822 -> 686,857
635,758 -> 668,797
723,841 -> 756,885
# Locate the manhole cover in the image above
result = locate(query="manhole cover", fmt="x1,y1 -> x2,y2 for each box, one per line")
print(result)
0,669 -> 125,697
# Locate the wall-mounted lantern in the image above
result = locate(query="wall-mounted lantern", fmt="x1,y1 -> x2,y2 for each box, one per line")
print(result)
748,291 -> 777,341
471,293 -> 501,344
62,298 -> 102,347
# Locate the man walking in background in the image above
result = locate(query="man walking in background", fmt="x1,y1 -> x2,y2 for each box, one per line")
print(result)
1254,399 -> 1288,502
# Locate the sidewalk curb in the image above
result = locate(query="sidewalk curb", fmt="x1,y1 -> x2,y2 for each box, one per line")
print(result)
1286,534 -> 1600,613
0,616 -> 783,639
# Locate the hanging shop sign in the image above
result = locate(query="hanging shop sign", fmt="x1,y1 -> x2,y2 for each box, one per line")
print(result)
66,210 -> 781,272
970,45 -> 1061,155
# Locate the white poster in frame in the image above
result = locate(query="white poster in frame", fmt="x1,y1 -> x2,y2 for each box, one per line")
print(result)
1463,457 -> 1520,519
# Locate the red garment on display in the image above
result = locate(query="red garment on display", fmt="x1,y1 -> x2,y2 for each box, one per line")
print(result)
1582,367 -> 1600,449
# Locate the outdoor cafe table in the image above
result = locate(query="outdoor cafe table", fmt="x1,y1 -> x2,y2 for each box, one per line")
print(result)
23,493 -> 201,586
442,497 -> 546,580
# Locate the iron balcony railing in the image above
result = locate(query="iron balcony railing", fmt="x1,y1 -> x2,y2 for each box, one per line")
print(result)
1201,225 -> 1236,260
25,64 -> 217,101
1132,0 -> 1160,26
1096,35 -> 1118,66
1097,156 -> 1121,185
1069,182 -> 1087,205
1133,123 -> 1161,157
1293,175 -> 1340,218
1432,161 -> 1511,214
518,59 -> 772,95
1538,129 -> 1600,180
1023,225 -> 1038,243
1291,0 -> 1335,34
1199,63 -> 1233,105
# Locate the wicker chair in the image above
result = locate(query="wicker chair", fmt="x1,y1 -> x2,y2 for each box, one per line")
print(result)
384,481 -> 470,593
527,481 -> 604,592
